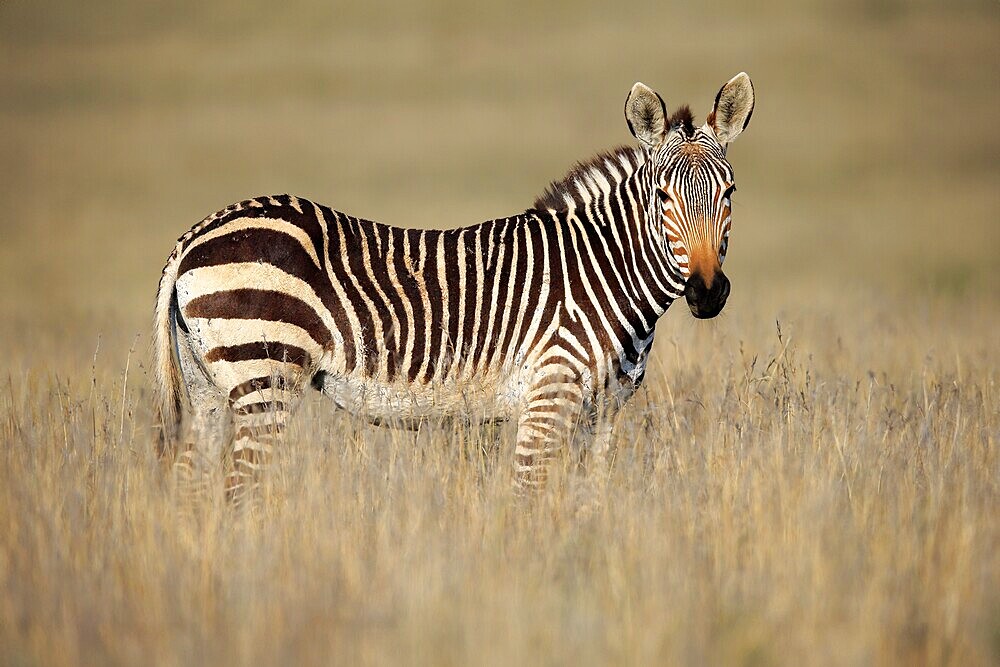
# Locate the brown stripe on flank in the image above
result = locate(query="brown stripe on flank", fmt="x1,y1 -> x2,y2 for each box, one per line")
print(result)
205,341 -> 311,367
184,289 -> 333,348
178,227 -> 320,280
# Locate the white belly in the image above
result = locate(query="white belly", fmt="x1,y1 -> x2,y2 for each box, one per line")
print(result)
315,370 -> 526,424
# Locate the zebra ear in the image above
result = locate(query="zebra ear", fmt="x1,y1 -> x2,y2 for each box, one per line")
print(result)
707,72 -> 754,145
624,82 -> 668,149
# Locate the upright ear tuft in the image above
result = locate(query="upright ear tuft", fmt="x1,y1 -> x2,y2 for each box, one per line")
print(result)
707,72 -> 754,145
624,82 -> 668,149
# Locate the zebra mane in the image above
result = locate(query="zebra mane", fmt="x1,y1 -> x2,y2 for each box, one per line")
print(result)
531,106 -> 698,212
532,145 -> 644,211
668,105 -> 696,137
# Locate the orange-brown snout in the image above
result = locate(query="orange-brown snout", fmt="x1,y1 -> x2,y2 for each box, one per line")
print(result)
684,269 -> 730,319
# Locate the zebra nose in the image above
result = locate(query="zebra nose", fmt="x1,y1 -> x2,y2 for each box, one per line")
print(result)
717,272 -> 731,302
684,270 -> 730,319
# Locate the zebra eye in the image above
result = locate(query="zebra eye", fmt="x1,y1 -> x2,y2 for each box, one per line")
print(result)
657,189 -> 671,204
723,184 -> 737,199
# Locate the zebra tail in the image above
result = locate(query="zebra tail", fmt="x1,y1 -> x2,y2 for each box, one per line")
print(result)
153,245 -> 184,451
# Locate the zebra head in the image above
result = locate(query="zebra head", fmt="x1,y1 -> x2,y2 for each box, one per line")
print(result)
625,73 -> 755,319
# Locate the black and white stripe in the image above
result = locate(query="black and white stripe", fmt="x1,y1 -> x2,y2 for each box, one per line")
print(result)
155,74 -> 755,503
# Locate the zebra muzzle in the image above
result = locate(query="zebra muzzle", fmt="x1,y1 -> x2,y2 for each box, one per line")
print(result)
684,270 -> 730,319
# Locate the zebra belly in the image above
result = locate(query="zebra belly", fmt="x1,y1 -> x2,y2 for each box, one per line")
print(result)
314,371 -> 523,424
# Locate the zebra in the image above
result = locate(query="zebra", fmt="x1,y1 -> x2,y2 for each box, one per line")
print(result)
154,73 -> 755,504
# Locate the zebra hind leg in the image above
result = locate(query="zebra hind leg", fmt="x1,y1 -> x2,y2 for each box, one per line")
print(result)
225,369 -> 305,514
171,334 -> 230,513
172,388 -> 230,514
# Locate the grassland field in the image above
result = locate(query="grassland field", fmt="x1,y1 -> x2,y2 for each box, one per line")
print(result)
0,1 -> 997,665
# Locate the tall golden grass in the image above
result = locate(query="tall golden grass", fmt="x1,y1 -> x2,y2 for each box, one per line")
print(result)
1,1 -> 997,664
2,296 -> 996,665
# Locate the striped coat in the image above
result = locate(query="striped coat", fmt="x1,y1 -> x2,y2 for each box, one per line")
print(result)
155,73 -> 755,503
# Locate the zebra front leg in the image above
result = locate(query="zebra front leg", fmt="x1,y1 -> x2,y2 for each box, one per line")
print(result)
225,371 -> 303,513
582,410 -> 618,476
566,410 -> 618,514
513,371 -> 585,494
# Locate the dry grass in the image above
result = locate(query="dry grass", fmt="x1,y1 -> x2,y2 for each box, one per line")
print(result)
2,297 -> 997,666
1,1 -> 998,665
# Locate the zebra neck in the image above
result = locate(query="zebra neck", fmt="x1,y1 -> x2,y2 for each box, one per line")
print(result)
557,156 -> 683,330
528,178 -> 678,355
619,162 -> 686,321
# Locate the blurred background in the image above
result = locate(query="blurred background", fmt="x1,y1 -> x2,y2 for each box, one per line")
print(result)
1,4 -> 998,664
0,0 -> 997,367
